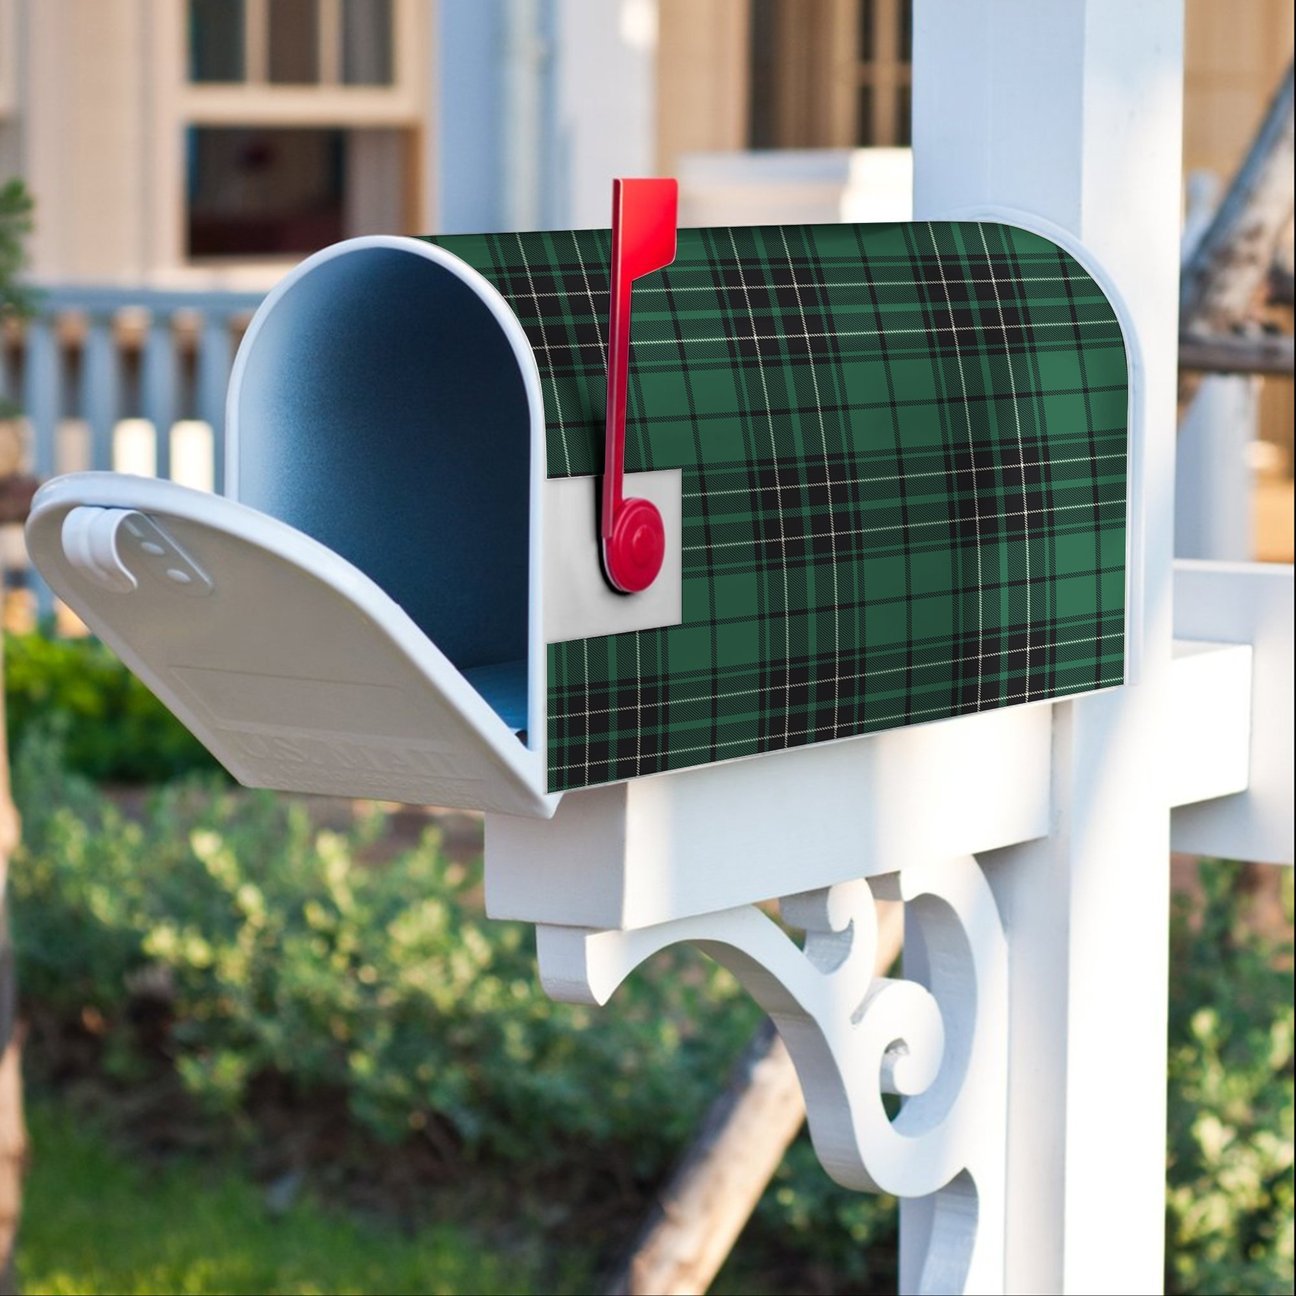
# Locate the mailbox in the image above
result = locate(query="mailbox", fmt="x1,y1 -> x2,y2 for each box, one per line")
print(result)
27,190 -> 1131,818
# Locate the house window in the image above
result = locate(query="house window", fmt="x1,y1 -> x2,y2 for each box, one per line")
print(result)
269,0 -> 320,85
749,0 -> 912,149
342,0 -> 395,85
857,0 -> 912,146
185,125 -> 412,259
187,0 -> 394,87
190,0 -> 247,82
187,127 -> 345,257
174,0 -> 419,263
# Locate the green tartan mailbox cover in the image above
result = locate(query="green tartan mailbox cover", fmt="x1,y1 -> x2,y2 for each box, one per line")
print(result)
430,221 -> 1130,794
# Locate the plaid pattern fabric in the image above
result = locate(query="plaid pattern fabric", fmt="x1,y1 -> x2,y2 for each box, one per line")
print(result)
429,222 -> 1129,793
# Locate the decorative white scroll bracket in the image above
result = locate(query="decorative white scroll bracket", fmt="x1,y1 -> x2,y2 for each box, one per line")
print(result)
536,855 -> 1008,1296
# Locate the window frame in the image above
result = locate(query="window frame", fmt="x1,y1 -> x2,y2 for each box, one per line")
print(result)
152,0 -> 426,277
182,0 -> 421,123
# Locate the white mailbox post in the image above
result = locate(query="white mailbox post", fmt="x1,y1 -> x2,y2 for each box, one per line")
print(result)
906,4 -> 1289,1290
22,3 -> 1295,1294
520,5 -> 1294,1292
918,4 -> 1183,1291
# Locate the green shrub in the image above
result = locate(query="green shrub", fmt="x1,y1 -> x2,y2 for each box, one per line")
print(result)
11,725 -> 759,1171
0,178 -> 36,423
10,725 -> 1293,1293
4,630 -> 220,783
725,1137 -> 898,1294
12,725 -> 896,1287
1166,861 -> 1294,1295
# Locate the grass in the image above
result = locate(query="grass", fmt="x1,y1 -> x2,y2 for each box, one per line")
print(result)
17,1101 -> 550,1295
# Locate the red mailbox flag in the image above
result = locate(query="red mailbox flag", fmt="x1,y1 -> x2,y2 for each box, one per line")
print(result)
601,177 -> 678,593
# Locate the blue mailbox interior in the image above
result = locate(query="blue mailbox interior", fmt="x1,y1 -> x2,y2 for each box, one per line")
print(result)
233,244 -> 533,733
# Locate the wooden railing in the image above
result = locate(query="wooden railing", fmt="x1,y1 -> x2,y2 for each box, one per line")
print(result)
1,284 -> 265,617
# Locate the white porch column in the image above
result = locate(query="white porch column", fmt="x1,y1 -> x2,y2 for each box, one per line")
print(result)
911,4 -> 1183,1293
1175,376 -> 1259,561
550,0 -> 658,227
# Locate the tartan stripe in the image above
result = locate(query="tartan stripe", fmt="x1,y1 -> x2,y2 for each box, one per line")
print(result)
428,221 -> 1129,792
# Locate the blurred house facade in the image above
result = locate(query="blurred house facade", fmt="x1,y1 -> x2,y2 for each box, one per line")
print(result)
0,0 -> 429,289
0,0 -> 1289,570
0,0 -> 1289,276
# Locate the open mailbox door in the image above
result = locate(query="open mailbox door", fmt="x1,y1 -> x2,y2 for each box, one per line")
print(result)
27,474 -> 555,818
